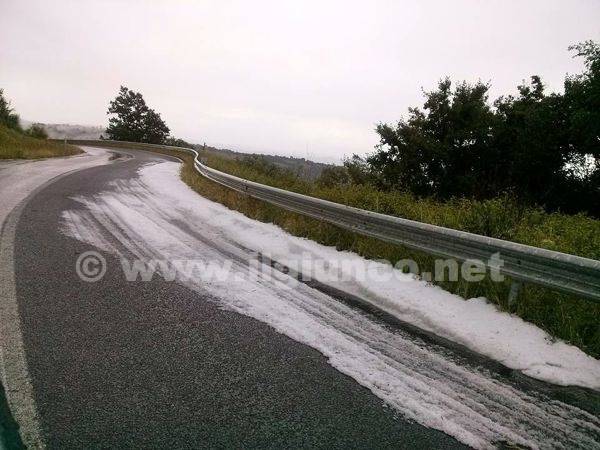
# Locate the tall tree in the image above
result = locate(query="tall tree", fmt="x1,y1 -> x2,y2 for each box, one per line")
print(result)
493,76 -> 569,208
142,108 -> 170,144
370,41 -> 600,216
565,41 -> 600,159
372,79 -> 497,199
106,86 -> 170,144
561,41 -> 600,214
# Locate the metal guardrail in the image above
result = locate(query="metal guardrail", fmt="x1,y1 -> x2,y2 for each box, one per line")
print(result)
64,139 -> 600,303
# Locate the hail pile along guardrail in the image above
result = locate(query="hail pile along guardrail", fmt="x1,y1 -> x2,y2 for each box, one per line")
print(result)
63,139 -> 600,304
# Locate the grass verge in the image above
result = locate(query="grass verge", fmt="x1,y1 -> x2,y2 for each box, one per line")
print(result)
0,125 -> 82,159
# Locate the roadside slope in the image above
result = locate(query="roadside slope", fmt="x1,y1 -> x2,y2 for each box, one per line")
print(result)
0,125 -> 82,160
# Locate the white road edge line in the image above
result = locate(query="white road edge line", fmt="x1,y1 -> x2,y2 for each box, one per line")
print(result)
0,155 -> 122,449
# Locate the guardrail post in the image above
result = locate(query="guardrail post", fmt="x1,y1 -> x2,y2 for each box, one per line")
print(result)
508,280 -> 522,308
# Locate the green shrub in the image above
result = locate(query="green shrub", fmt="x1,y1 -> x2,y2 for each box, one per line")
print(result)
25,123 -> 48,139
0,89 -> 22,132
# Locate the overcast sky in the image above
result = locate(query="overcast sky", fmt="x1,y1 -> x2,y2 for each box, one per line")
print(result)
1,1 -> 599,162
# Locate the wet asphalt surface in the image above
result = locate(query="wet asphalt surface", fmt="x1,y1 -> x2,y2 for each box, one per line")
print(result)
12,150 -> 467,449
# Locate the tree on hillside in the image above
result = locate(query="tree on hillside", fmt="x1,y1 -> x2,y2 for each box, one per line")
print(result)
372,79 -> 497,199
492,77 -> 570,208
561,40 -> 600,214
142,108 -> 170,144
106,86 -> 170,144
369,40 -> 600,216
565,41 -> 600,159
0,89 -> 22,131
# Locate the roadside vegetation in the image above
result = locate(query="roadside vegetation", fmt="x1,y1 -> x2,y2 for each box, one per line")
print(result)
188,150 -> 600,359
0,89 -> 81,159
366,41 -> 600,218
105,86 -> 171,144
177,42 -> 600,358
126,143 -> 598,359
101,42 -> 600,357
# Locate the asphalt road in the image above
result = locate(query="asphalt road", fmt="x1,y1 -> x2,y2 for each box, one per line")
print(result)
4,148 -> 599,449
9,150 -> 467,449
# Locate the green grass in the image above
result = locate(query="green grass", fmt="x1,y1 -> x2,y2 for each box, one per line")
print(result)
100,143 -> 600,358
0,125 -> 82,159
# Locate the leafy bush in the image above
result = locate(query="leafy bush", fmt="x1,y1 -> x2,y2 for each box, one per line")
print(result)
164,136 -> 194,148
0,89 -> 22,132
25,123 -> 48,139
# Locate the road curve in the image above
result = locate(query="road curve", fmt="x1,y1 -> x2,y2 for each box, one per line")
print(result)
7,149 -> 467,449
3,148 -> 599,449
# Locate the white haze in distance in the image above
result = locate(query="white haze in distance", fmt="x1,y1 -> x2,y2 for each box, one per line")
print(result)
1,0 -> 599,162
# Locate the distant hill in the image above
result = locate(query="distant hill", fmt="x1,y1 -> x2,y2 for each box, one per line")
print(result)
199,145 -> 333,179
22,121 -> 333,178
